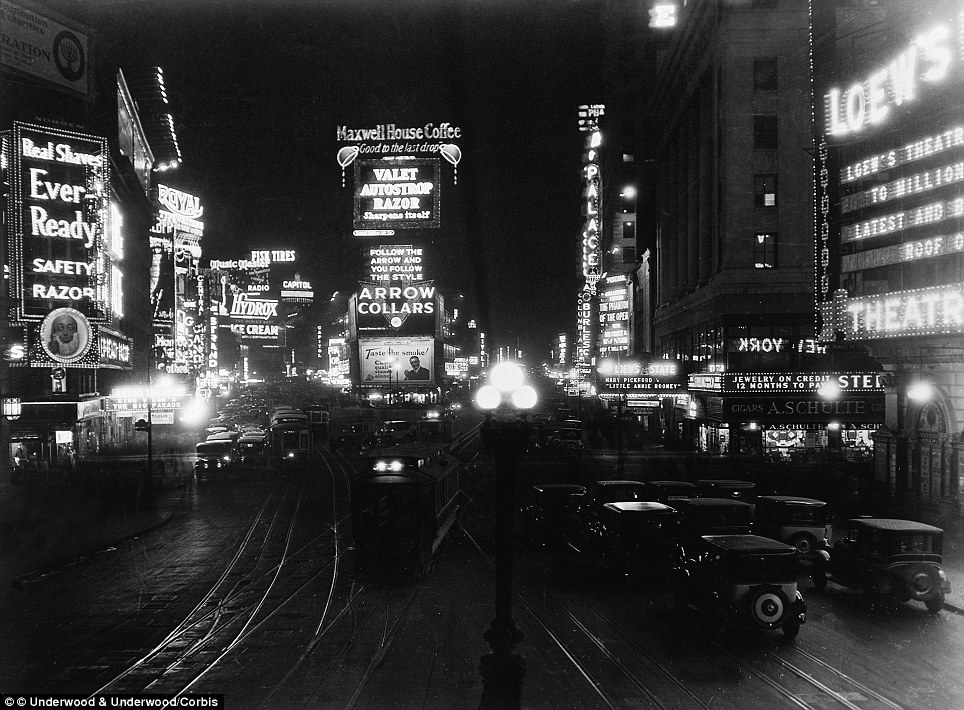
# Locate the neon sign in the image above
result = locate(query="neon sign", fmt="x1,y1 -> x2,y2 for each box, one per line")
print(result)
842,232 -> 964,272
825,23 -> 956,136
722,373 -> 882,393
821,283 -> 964,340
841,161 -> 964,213
841,195 -> 963,243
229,293 -> 278,320
152,183 -> 203,238
354,158 -> 440,229
12,123 -> 110,322
841,127 -> 963,184
367,245 -> 424,282
336,123 -> 461,142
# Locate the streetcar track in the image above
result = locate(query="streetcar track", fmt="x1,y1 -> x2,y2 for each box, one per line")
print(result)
460,485 -> 703,709
459,468 -> 907,710
174,489 -> 307,696
343,581 -> 433,710
90,470 -> 349,697
458,519 -> 620,710
88,488 -> 287,694
770,646 -> 906,710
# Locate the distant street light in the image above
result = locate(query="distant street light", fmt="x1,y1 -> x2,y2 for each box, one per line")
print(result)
475,361 -> 536,708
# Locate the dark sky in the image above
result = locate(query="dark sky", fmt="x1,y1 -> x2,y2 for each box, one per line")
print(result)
50,0 -> 606,359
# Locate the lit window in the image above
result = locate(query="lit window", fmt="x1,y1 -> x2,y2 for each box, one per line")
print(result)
754,174 -> 777,207
754,233 -> 778,269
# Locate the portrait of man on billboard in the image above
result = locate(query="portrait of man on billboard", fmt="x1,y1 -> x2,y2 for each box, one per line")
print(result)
40,307 -> 91,363
404,355 -> 430,381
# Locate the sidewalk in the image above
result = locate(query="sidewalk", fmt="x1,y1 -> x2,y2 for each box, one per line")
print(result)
0,477 -> 173,584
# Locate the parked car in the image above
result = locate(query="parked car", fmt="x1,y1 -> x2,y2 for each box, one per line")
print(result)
821,518 -> 950,613
520,484 -> 587,550
697,479 -> 757,502
587,480 -> 652,508
754,495 -> 832,573
545,427 -> 584,450
581,501 -> 678,581
648,480 -> 698,505
672,534 -> 807,640
674,497 -> 754,550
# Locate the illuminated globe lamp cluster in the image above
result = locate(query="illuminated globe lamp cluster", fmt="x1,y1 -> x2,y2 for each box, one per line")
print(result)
475,362 -> 538,412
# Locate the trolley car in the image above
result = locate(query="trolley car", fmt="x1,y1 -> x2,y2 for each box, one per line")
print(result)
267,417 -> 313,468
351,443 -> 460,575
414,411 -> 464,452
305,404 -> 330,438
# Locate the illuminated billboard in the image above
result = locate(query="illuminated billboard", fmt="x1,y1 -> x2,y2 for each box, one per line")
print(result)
0,1 -> 90,95
358,336 -> 435,387
597,358 -> 685,395
598,274 -> 631,356
11,122 -> 111,323
366,244 -> 425,282
354,158 -> 440,230
354,281 -> 437,334
816,4 -> 964,341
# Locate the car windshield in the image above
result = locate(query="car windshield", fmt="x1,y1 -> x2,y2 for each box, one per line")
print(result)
879,532 -> 940,556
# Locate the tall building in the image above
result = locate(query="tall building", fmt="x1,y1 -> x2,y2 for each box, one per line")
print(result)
647,0 -> 866,456
813,0 -> 963,520
1,3 -> 154,471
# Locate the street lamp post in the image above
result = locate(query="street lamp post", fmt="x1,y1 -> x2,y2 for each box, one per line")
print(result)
475,361 -> 537,709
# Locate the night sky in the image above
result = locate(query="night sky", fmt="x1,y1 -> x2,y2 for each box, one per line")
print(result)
47,0 -> 606,359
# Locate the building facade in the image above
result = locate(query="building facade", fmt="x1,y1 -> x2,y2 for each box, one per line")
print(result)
814,0 -> 964,521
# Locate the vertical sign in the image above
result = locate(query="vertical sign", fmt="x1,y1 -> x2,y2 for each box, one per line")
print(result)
12,122 -> 110,323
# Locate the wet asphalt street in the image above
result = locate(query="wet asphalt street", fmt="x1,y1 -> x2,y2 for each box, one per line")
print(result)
2,439 -> 963,709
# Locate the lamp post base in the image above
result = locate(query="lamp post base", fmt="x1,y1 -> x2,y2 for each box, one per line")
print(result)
479,616 -> 524,708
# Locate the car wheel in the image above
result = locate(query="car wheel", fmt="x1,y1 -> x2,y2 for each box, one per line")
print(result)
925,595 -> 944,614
907,565 -> 937,600
749,586 -> 790,629
789,533 -> 816,556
